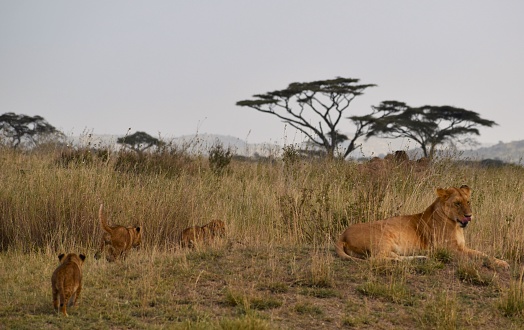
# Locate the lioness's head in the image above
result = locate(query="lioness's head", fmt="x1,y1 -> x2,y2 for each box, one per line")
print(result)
132,226 -> 142,249
437,185 -> 472,228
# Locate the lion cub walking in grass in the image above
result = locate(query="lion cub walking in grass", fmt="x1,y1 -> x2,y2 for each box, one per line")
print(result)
336,185 -> 510,269
51,253 -> 86,316
94,204 -> 142,262
180,219 -> 225,248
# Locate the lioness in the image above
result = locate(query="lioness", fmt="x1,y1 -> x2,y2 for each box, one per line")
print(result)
335,185 -> 509,269
180,219 -> 225,248
94,204 -> 142,262
51,253 -> 86,316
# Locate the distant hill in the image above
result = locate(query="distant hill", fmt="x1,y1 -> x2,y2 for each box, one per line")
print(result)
66,133 -> 524,164
460,140 -> 524,164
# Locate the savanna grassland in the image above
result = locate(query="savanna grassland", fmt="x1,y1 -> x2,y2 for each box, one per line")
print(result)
2,144 -> 524,329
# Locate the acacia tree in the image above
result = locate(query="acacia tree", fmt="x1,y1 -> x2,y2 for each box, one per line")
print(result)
0,112 -> 63,149
236,77 -> 377,158
363,101 -> 497,158
117,131 -> 163,154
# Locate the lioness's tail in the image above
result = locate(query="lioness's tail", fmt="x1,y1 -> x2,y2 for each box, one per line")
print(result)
335,239 -> 362,261
99,204 -> 112,234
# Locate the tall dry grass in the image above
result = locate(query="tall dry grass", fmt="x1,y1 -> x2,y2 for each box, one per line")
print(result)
1,144 -> 524,265
2,143 -> 524,328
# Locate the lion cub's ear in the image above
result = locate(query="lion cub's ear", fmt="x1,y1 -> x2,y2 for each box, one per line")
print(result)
58,253 -> 65,261
460,185 -> 472,195
136,226 -> 141,233
79,254 -> 86,262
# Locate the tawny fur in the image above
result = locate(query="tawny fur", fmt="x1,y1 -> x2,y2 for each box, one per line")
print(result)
94,204 -> 142,262
51,253 -> 86,316
180,219 -> 225,248
335,185 -> 509,269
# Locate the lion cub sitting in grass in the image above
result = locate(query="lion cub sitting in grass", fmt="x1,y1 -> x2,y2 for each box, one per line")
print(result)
94,204 -> 142,262
180,219 -> 225,248
51,253 -> 86,316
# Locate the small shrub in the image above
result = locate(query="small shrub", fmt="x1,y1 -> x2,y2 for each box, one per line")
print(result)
209,142 -> 232,175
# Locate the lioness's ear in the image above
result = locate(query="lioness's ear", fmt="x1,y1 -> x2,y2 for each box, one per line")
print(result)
136,226 -> 141,233
58,253 -> 65,261
436,188 -> 449,199
79,254 -> 86,262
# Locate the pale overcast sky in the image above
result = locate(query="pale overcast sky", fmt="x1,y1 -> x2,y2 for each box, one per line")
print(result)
1,1 -> 523,147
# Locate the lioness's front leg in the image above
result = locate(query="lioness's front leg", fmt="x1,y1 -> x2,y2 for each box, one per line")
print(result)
460,247 -> 509,269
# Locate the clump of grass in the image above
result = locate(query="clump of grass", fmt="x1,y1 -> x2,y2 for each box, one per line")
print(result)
257,282 -> 289,294
223,289 -> 282,313
357,280 -> 415,306
56,147 -> 110,167
456,262 -> 497,286
250,297 -> 282,311
114,149 -> 195,177
431,248 -> 454,264
498,274 -> 524,317
307,252 -> 334,288
299,287 -> 339,299
219,315 -> 272,330
419,291 -> 459,329
412,258 -> 445,275
294,302 -> 323,316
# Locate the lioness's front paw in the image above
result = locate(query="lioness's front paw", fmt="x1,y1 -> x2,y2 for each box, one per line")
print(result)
495,259 -> 510,270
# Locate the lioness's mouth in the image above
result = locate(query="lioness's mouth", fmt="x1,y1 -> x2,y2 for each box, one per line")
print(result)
457,216 -> 472,228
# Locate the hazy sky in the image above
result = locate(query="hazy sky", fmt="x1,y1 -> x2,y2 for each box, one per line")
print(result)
1,1 -> 523,147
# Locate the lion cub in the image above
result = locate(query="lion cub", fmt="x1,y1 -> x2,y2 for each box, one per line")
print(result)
51,253 -> 86,316
180,219 -> 225,248
94,204 -> 142,262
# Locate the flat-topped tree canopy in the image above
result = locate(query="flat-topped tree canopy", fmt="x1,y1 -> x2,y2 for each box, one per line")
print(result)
117,131 -> 163,154
0,112 -> 63,149
363,101 -> 497,158
237,77 -> 378,159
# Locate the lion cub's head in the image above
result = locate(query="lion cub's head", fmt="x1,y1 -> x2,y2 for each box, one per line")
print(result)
131,226 -> 142,249
437,184 -> 472,228
203,220 -> 225,237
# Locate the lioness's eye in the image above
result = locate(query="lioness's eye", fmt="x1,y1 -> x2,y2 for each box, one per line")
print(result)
454,202 -> 461,207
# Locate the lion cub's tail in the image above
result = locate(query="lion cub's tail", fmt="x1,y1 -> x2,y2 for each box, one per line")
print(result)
99,204 -> 112,234
335,239 -> 362,261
